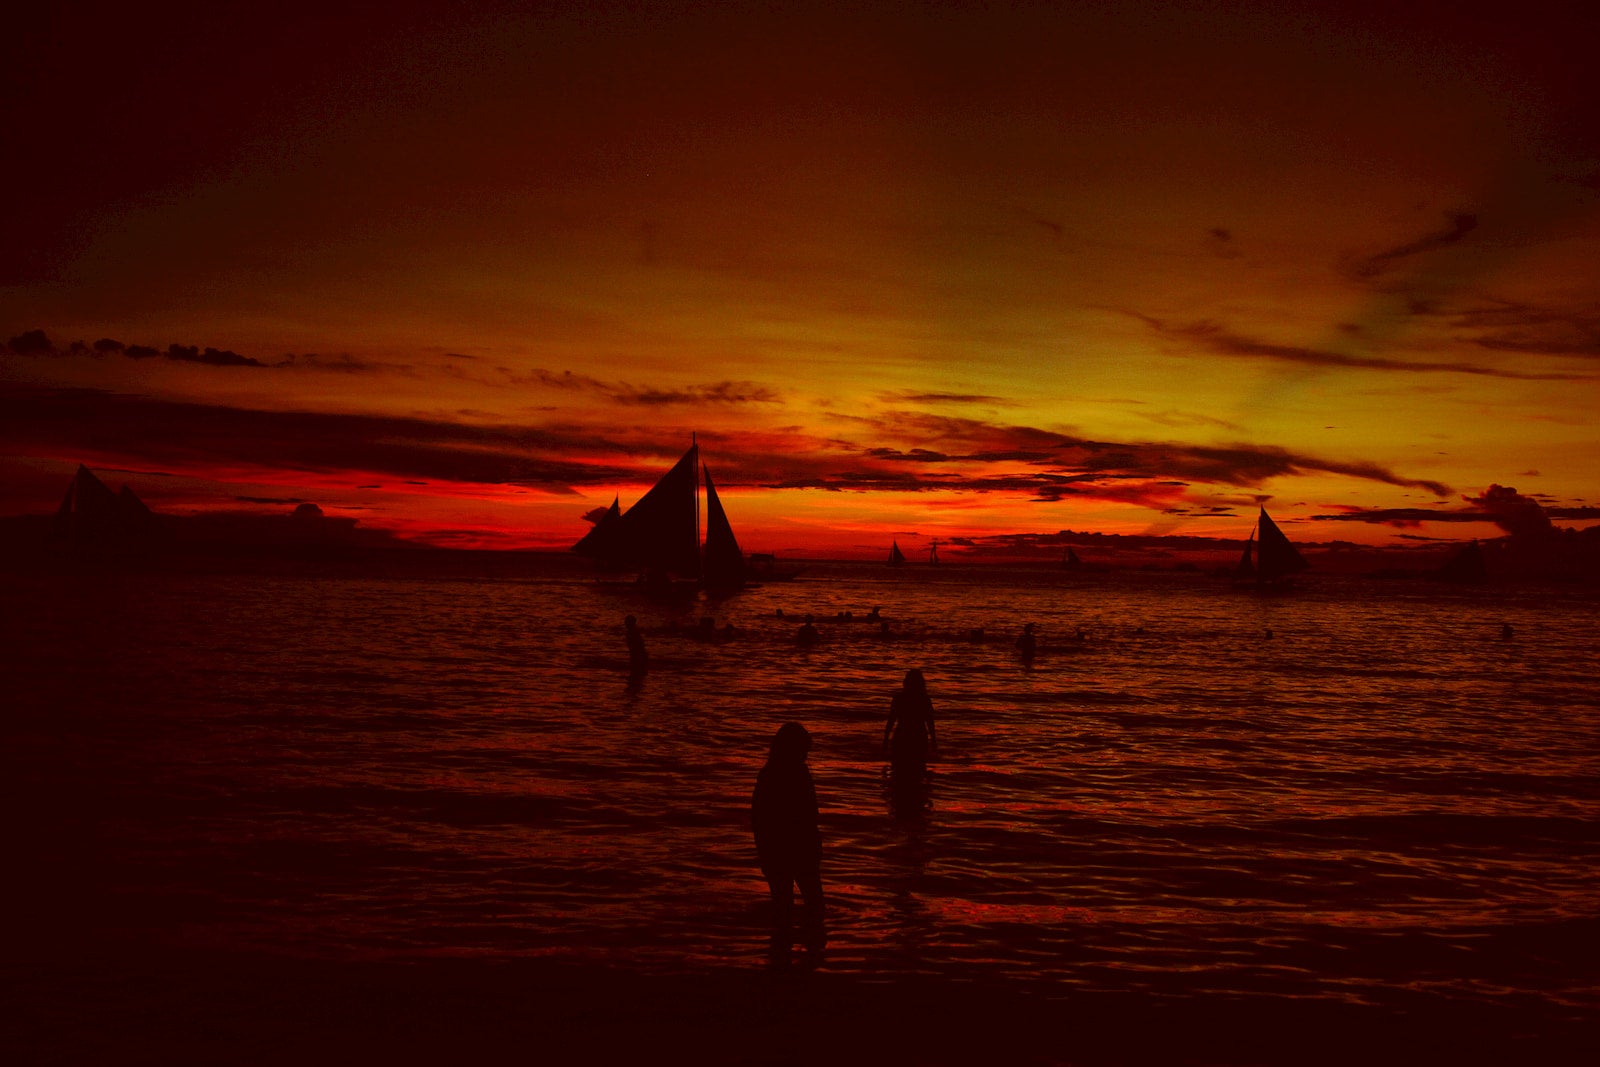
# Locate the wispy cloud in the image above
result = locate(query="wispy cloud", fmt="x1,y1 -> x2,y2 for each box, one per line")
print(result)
5,329 -> 407,374
3,387 -> 1458,516
1346,212 -> 1477,280
1428,299 -> 1600,358
495,367 -> 782,405
1128,313 -> 1595,382
877,391 -> 1018,406
0,388 -> 629,494
829,410 -> 1452,497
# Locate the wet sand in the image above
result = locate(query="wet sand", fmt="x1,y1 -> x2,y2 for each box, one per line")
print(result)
6,946 -> 1593,1066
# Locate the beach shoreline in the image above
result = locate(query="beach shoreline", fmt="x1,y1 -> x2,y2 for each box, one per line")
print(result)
6,945 -> 1593,1066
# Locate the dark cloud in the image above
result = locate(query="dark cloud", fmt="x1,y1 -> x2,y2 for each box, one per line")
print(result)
7,330 -> 54,355
1312,506 -> 1481,528
879,391 -> 1016,406
277,353 -> 403,374
1,387 -> 1456,513
1130,313 -> 1595,382
0,388 -> 628,494
168,344 -> 264,367
625,382 -> 780,405
866,447 -> 953,463
1315,493 -> 1600,530
5,330 -> 408,372
824,410 -> 1451,498
7,330 -> 275,367
1347,212 -> 1477,280
503,367 -> 781,406
1464,484 -> 1553,539
1450,301 -> 1600,358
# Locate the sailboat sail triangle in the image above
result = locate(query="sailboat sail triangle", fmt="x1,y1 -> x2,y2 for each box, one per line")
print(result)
888,541 -> 906,566
1255,508 -> 1308,581
572,495 -> 624,562
618,442 -> 701,578
1236,529 -> 1255,578
701,465 -> 746,589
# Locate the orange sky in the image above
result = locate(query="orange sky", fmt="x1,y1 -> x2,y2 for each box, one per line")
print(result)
3,1 -> 1597,559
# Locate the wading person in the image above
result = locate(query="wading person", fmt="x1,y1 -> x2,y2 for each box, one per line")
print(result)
884,668 -> 937,767
624,614 -> 647,675
751,722 -> 826,964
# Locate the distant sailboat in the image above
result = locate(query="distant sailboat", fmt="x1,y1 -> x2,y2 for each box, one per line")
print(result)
50,464 -> 160,551
888,541 -> 907,567
1063,546 -> 1083,571
928,539 -> 940,565
1234,507 -> 1308,591
572,440 -> 749,590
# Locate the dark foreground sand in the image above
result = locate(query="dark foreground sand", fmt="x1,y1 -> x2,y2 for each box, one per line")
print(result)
4,946 -> 1595,1067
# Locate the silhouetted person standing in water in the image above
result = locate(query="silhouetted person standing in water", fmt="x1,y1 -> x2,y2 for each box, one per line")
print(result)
884,668 -> 937,766
796,615 -> 819,649
1015,623 -> 1037,662
752,722 -> 826,964
624,615 -> 647,675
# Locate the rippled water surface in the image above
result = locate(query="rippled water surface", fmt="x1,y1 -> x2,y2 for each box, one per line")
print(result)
6,557 -> 1598,1014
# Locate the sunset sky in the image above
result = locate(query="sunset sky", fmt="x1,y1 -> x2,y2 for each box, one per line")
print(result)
4,0 -> 1597,558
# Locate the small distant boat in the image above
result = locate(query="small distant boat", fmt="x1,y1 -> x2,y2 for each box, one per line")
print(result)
572,439 -> 749,591
888,541 -> 907,567
1063,546 -> 1082,571
1233,507 -> 1308,592
928,539 -> 940,565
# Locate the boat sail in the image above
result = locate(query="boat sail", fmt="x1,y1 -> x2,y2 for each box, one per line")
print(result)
888,541 -> 907,567
1235,507 -> 1307,590
701,466 -> 746,590
571,495 -> 623,562
572,440 -> 749,589
1234,533 -> 1255,579
928,539 -> 939,565
1063,546 -> 1083,571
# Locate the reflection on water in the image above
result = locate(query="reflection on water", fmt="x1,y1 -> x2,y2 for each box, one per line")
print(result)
4,557 -> 1599,1014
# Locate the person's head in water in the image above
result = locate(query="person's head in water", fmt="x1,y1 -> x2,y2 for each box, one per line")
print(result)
902,668 -> 927,695
770,721 -> 812,763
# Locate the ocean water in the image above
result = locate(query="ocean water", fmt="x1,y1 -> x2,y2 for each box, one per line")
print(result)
6,556 -> 1598,1017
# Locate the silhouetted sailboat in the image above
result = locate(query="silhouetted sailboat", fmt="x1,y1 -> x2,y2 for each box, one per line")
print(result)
928,539 -> 940,565
888,541 -> 907,567
49,464 -> 160,552
1234,507 -> 1308,591
1063,546 -> 1082,570
572,440 -> 750,590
